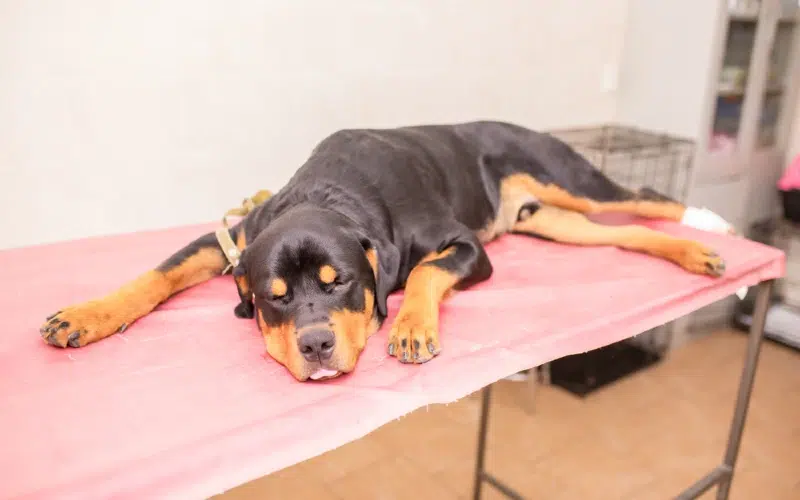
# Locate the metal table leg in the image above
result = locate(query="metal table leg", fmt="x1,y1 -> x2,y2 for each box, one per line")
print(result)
472,385 -> 491,500
714,279 -> 773,499
472,279 -> 774,500
471,384 -> 527,500
677,279 -> 774,500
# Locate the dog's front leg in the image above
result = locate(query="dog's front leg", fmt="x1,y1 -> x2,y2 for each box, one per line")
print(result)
39,229 -> 241,348
387,227 -> 492,364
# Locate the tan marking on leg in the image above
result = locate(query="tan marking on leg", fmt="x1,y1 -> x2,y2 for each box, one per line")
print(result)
234,228 -> 250,296
499,173 -> 686,221
477,177 -> 539,242
589,200 -> 686,221
513,205 -> 725,276
40,247 -> 226,347
235,274 -> 251,299
503,173 -> 594,212
388,248 -> 458,363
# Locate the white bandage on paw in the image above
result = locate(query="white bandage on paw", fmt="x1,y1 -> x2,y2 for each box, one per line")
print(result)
681,206 -> 734,234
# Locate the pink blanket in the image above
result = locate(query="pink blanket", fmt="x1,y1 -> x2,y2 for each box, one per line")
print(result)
0,218 -> 784,499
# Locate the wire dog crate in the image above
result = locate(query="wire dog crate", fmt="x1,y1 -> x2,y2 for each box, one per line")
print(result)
548,124 -> 696,204
527,125 -> 698,394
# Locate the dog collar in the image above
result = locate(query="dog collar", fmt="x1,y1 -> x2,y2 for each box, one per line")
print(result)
216,189 -> 273,274
216,227 -> 242,275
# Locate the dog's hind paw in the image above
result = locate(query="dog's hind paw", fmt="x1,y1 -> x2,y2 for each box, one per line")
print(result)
670,240 -> 726,277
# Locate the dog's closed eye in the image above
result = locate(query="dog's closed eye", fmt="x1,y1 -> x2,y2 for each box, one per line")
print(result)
321,277 -> 350,294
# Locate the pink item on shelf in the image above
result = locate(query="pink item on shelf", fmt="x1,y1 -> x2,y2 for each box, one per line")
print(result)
778,153 -> 800,191
0,220 -> 785,499
709,133 -> 737,153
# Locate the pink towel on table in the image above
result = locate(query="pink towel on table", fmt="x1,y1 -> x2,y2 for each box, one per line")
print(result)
0,218 -> 785,499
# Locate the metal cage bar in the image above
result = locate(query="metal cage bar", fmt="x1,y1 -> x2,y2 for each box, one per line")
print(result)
549,124 -> 695,204
471,279 -> 774,500
551,125 -> 698,355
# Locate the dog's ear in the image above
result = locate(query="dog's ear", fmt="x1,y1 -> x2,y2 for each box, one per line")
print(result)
231,254 -> 255,319
357,235 -> 400,318
478,153 -> 497,169
479,152 -> 515,175
232,262 -> 247,277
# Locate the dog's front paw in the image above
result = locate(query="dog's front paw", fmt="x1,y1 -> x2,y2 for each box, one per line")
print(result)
233,300 -> 255,319
39,301 -> 128,348
387,310 -> 442,364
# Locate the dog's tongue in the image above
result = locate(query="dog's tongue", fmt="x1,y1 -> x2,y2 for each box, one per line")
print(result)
309,368 -> 340,381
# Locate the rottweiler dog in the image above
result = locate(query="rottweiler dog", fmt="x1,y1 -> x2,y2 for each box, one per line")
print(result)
40,121 -> 725,381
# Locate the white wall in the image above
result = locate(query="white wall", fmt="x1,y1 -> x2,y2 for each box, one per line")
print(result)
0,0 -> 629,249
616,0 -> 724,141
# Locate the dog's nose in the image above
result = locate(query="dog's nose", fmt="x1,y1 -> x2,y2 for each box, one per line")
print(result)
297,329 -> 335,361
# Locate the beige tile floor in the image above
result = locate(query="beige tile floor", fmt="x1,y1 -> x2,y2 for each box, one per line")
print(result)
218,329 -> 800,499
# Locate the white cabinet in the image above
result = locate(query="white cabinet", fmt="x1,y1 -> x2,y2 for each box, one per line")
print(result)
617,0 -> 800,335
619,0 -> 800,205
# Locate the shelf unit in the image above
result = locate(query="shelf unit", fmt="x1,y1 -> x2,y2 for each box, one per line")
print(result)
711,0 -> 799,155
617,0 -> 800,341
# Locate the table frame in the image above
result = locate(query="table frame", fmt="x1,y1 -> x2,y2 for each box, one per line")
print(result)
471,279 -> 775,500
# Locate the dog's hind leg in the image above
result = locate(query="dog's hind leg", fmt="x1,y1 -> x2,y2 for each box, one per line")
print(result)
512,205 -> 726,277
586,186 -> 735,234
39,228 -> 244,348
500,173 -> 689,222
500,173 -> 734,234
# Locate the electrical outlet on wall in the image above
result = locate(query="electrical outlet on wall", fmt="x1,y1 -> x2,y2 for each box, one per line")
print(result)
602,63 -> 618,93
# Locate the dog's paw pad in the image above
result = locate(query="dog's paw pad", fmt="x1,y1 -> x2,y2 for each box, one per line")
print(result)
39,302 -> 125,348
676,241 -> 726,277
388,314 -> 441,364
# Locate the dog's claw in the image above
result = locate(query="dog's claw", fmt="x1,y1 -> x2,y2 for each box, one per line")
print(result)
45,333 -> 62,347
705,260 -> 726,277
67,331 -> 81,348
388,313 -> 442,364
118,323 -> 128,333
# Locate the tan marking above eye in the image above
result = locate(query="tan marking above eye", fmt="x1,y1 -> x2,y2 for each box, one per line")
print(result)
270,278 -> 287,297
319,265 -> 337,284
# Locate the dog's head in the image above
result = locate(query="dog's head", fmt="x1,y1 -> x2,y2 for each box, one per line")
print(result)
235,206 -> 399,381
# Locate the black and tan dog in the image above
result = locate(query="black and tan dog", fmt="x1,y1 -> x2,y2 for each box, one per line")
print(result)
39,121 -> 726,381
